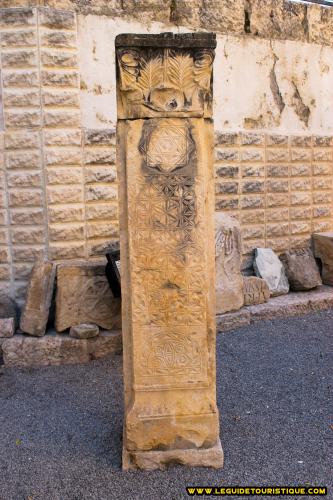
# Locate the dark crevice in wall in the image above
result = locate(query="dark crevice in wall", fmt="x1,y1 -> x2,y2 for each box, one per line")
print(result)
302,5 -> 310,42
269,52 -> 285,115
244,0 -> 252,33
291,81 -> 310,127
169,0 -> 177,23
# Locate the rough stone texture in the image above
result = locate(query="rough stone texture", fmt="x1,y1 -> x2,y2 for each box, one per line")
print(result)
69,323 -> 99,339
55,263 -> 121,332
0,317 -> 15,338
254,248 -> 289,297
246,285 -> 333,323
243,276 -> 270,305
216,309 -> 250,333
19,260 -> 56,337
0,293 -> 18,328
1,329 -> 122,368
313,232 -> 333,286
280,248 -> 322,291
117,33 -> 222,470
123,439 -> 224,471
215,213 -> 244,314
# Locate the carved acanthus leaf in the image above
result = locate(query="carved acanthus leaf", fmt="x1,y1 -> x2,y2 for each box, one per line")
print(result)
137,57 -> 163,99
167,54 -> 195,94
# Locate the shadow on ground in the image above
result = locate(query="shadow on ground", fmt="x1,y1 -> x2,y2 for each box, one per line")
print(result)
0,310 -> 332,500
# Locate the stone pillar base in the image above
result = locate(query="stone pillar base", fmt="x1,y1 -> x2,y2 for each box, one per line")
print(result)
122,440 -> 224,471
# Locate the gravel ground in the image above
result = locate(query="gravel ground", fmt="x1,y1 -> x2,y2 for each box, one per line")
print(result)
0,310 -> 332,500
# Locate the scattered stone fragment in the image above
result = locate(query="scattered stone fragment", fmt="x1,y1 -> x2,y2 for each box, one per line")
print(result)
313,232 -> 333,286
0,318 -> 15,338
20,260 -> 56,337
69,323 -> 99,339
216,309 -> 250,332
280,248 -> 322,291
55,263 -> 121,332
243,276 -> 270,305
0,294 -> 18,329
215,213 -> 244,314
253,248 -> 289,297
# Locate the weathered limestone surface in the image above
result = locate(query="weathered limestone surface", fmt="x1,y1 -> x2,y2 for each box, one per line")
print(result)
254,248 -> 289,296
313,232 -> 333,286
2,330 -> 122,368
69,323 -> 99,339
215,213 -> 244,314
117,33 -> 222,470
19,260 -> 56,337
55,263 -> 121,332
216,309 -> 250,333
280,248 -> 322,291
247,285 -> 333,322
0,317 -> 15,338
243,276 -> 270,305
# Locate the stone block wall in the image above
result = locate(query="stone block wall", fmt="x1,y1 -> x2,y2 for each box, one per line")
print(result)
1,2 -> 333,303
0,7 -> 119,303
214,132 -> 333,258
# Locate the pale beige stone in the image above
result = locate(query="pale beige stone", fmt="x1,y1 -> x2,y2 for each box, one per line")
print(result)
215,212 -> 244,314
20,260 -> 56,337
2,330 -> 122,368
243,276 -> 270,306
117,33 -> 222,470
313,232 -> 333,286
55,262 -> 121,332
216,309 -> 250,333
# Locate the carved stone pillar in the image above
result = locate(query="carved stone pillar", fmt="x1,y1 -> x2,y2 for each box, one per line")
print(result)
116,33 -> 223,470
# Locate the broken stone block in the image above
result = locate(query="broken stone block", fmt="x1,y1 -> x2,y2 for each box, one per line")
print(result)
279,248 -> 322,291
313,232 -> 333,286
20,260 -> 56,337
55,263 -> 121,332
253,248 -> 289,297
243,276 -> 270,305
0,293 -> 18,328
0,317 -> 15,338
1,330 -> 122,368
215,212 -> 244,314
69,323 -> 99,339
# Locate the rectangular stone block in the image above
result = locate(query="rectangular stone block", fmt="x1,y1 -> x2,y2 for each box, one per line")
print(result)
215,132 -> 238,146
215,148 -> 239,162
1,30 -> 36,47
48,223 -> 84,242
44,149 -> 81,166
43,129 -> 81,146
11,227 -> 45,245
84,129 -> 116,146
84,166 -> 117,183
55,263 -> 121,332
41,70 -> 79,87
46,167 -> 82,185
10,208 -> 44,226
40,31 -> 76,49
2,70 -> 39,88
38,8 -> 76,30
43,110 -> 80,128
3,89 -> 40,108
1,50 -> 37,68
85,204 -> 118,221
9,189 -> 43,207
41,50 -> 78,68
19,260 -> 56,337
47,186 -> 83,204
85,185 -> 117,202
48,205 -> 84,223
5,130 -> 40,150
0,8 -> 36,27
4,110 -> 41,128
215,165 -> 239,178
42,90 -> 79,107
84,149 -> 116,165
7,171 -> 42,188
48,242 -> 85,260
6,151 -> 40,170
267,164 -> 289,177
86,222 -> 118,239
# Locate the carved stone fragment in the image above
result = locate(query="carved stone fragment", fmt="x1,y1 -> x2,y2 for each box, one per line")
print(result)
55,263 -> 121,332
116,32 -> 222,470
313,232 -> 333,286
279,248 -> 322,291
215,213 -> 244,314
253,248 -> 289,297
20,260 -> 56,337
243,276 -> 270,305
